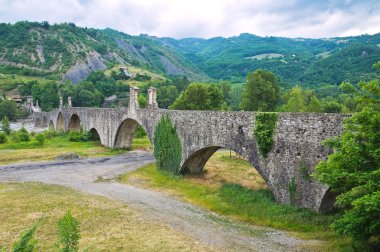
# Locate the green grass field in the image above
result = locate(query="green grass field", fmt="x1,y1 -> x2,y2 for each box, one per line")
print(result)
117,151 -> 354,252
0,133 -> 151,165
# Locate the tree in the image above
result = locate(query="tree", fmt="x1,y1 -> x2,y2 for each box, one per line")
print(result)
240,69 -> 279,111
313,78 -> 380,245
283,86 -> 306,112
228,84 -> 244,111
153,114 -> 182,174
31,82 -> 60,111
1,116 -> 11,135
169,83 -> 224,110
157,85 -> 178,108
322,101 -> 342,113
0,100 -> 18,120
58,211 -> 80,252
12,221 -> 39,252
307,95 -> 323,112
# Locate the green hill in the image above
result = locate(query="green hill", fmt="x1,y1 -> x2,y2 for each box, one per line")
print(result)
0,21 -> 379,87
159,33 -> 380,86
0,21 -> 208,84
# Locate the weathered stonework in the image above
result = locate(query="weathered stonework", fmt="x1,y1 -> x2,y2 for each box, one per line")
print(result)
33,93 -> 348,212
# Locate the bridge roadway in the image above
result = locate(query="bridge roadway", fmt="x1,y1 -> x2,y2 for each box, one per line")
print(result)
33,88 -> 347,212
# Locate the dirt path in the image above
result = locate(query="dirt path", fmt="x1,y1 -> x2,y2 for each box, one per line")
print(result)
0,151 -> 312,251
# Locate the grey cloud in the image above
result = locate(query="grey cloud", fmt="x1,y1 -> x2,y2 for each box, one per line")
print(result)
0,0 -> 378,38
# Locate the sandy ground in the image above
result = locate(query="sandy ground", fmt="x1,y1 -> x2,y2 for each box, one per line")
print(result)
0,151 -> 311,251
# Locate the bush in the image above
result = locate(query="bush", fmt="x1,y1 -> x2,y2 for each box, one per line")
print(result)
153,114 -> 182,175
12,221 -> 40,252
12,128 -> 30,142
1,116 -> 11,135
0,132 -> 7,144
58,211 -> 80,252
254,112 -> 278,157
134,125 -> 147,138
44,130 -> 57,139
69,130 -> 90,142
35,133 -> 45,146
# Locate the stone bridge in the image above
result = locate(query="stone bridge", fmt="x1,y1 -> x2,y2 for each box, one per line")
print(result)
33,87 -> 347,212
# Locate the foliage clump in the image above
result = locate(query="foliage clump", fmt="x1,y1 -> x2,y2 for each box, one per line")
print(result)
253,112 -> 278,157
314,78 -> 380,246
12,220 -> 40,252
58,211 -> 80,252
240,69 -> 279,111
0,132 -> 7,144
153,114 -> 182,175
35,133 -> 46,146
68,130 -> 91,142
1,116 -> 11,135
11,128 -> 30,142
169,83 -> 224,110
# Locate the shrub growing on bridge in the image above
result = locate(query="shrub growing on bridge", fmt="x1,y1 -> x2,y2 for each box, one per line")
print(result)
254,112 -> 278,157
153,114 -> 182,175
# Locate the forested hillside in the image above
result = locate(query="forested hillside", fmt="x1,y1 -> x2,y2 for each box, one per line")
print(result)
160,33 -> 380,86
0,21 -> 379,87
0,21 -> 207,83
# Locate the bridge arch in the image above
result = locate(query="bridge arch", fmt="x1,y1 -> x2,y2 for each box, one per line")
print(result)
180,144 -> 269,186
68,114 -> 81,132
35,118 -> 42,128
114,118 -> 150,148
56,112 -> 65,131
319,188 -> 338,213
49,120 -> 55,130
89,128 -> 101,142
42,116 -> 48,127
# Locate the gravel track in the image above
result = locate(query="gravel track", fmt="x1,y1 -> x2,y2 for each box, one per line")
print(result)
0,151 -> 313,251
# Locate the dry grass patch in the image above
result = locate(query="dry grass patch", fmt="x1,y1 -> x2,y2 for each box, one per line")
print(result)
0,182 -> 214,251
186,150 -> 267,189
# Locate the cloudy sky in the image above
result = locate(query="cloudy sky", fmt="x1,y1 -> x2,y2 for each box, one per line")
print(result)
0,0 -> 379,39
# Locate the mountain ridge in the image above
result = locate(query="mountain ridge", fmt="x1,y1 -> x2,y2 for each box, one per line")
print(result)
0,21 -> 379,86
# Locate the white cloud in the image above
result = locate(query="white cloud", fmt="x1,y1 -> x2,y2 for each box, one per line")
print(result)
0,0 -> 379,38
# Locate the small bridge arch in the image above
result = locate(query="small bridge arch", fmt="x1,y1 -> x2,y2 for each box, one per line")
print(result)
89,128 -> 101,141
49,120 -> 55,130
68,114 -> 81,131
56,112 -> 65,131
42,116 -> 48,127
35,118 -> 42,128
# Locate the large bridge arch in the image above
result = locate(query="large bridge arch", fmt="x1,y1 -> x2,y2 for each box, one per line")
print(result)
68,114 -> 81,131
180,144 -> 271,191
56,112 -> 65,131
114,118 -> 151,149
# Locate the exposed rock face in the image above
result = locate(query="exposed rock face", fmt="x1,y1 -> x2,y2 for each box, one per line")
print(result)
35,100 -> 348,212
159,55 -> 185,76
63,52 -> 106,83
115,38 -> 146,62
